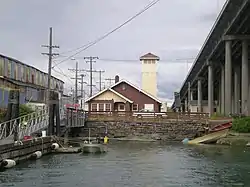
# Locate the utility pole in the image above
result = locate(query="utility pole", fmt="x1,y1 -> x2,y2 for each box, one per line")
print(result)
79,74 -> 87,108
96,81 -> 105,90
89,70 -> 105,91
41,27 -> 59,95
68,61 -> 85,104
105,78 -> 115,87
84,56 -> 98,96
98,70 -> 105,91
71,87 -> 74,103
79,74 -> 87,98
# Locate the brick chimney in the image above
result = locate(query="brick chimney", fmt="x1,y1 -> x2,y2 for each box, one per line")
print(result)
115,75 -> 119,83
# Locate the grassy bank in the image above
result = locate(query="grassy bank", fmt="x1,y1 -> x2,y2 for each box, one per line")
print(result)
216,132 -> 250,146
215,117 -> 250,146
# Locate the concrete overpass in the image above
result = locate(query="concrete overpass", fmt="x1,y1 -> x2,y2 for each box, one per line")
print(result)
172,0 -> 250,116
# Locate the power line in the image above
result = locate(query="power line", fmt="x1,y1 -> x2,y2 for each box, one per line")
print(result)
68,61 -> 85,103
84,71 -> 101,93
84,56 -> 99,97
91,70 -> 105,91
52,66 -> 74,84
98,58 -> 195,63
105,78 -> 115,87
54,55 -> 195,63
96,81 -> 106,90
52,0 -> 160,68
77,74 -> 87,108
41,27 -> 59,94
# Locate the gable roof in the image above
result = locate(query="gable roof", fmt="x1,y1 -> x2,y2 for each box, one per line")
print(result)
140,53 -> 160,61
110,79 -> 162,103
85,87 -> 133,103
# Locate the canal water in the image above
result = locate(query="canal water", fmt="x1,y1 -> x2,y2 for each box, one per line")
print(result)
1,141 -> 250,187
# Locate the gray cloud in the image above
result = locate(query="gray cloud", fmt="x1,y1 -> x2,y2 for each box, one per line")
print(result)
0,0 -> 227,103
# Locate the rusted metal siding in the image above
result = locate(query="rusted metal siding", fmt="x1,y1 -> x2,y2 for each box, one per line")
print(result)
112,82 -> 161,112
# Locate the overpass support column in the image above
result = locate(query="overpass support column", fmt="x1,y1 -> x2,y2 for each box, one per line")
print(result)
234,66 -> 240,114
197,78 -> 202,112
225,40 -> 232,115
184,98 -> 188,112
207,61 -> 214,116
190,90 -> 194,101
220,65 -> 225,115
242,40 -> 249,115
187,82 -> 191,112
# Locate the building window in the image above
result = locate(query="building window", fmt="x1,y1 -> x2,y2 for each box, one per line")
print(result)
119,104 -> 125,111
132,104 -> 138,111
91,103 -> 97,111
105,103 -> 111,111
99,103 -> 104,111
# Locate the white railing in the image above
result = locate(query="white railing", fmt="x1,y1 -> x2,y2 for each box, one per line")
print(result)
0,106 -> 49,141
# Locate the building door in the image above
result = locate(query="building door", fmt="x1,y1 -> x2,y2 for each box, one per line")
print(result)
144,104 -> 154,112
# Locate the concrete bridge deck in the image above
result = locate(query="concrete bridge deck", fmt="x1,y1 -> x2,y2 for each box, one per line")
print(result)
172,0 -> 250,116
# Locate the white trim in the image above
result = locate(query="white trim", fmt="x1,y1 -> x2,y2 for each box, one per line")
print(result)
105,103 -> 111,111
85,88 -> 133,103
110,79 -> 162,103
98,103 -> 105,111
91,103 -> 98,111
118,103 -> 125,111
91,103 -> 111,111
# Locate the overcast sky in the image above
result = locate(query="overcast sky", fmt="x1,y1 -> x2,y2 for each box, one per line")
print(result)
0,0 -> 226,105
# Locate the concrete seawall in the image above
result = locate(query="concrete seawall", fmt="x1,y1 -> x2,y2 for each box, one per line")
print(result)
0,136 -> 55,164
84,121 -> 206,141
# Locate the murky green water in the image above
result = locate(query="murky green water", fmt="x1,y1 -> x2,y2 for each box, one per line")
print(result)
0,141 -> 250,187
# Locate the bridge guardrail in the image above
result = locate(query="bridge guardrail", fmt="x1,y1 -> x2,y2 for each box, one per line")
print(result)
66,108 -> 86,127
0,106 -> 49,141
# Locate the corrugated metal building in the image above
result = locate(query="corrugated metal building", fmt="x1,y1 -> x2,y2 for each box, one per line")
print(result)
0,54 -> 65,108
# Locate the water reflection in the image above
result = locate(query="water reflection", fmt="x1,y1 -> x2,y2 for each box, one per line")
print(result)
0,142 -> 250,186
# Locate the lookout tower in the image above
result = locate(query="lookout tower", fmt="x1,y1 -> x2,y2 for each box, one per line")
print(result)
139,53 -> 159,97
